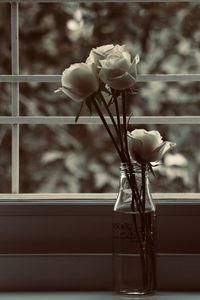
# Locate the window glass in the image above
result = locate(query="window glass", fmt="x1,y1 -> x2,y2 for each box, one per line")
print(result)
20,124 -> 118,193
1,1 -> 198,196
0,3 -> 11,74
19,82 -> 85,116
20,83 -> 60,116
18,2 -> 200,75
19,2 -> 81,74
0,84 -> 11,115
20,124 -> 199,193
0,126 -> 11,193
19,82 -> 200,116
136,82 -> 200,116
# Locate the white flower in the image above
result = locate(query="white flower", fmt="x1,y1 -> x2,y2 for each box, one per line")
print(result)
128,129 -> 176,163
55,63 -> 99,102
86,44 -> 115,68
99,45 -> 139,90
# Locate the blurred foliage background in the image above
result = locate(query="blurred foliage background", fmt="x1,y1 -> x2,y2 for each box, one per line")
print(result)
0,2 -> 200,193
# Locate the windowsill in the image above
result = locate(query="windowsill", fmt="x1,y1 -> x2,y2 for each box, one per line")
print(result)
0,193 -> 200,218
0,192 -> 200,201
0,292 -> 200,300
0,194 -> 200,291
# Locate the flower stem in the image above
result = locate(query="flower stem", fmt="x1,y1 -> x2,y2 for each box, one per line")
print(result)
92,98 -> 123,161
122,90 -> 130,161
100,93 -> 127,162
114,95 -> 127,161
142,163 -> 146,211
121,90 -> 142,211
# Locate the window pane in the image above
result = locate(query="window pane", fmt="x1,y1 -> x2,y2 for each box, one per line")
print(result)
20,81 -> 200,117
0,3 -> 11,74
145,124 -> 199,193
130,82 -> 200,116
19,2 -> 200,74
19,82 -> 118,116
20,124 -> 199,194
20,82 -> 81,116
19,2 -> 81,74
20,124 -> 118,193
0,126 -> 11,193
0,84 -> 11,115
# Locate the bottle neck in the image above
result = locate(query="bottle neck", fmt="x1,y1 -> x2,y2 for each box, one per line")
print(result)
120,161 -> 148,185
117,162 -> 155,212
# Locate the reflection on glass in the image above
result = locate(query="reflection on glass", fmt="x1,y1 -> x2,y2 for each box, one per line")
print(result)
20,124 -> 199,194
0,126 -> 11,193
18,2 -> 200,74
0,3 -> 11,74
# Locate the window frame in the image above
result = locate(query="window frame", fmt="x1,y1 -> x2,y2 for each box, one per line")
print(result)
0,0 -> 200,291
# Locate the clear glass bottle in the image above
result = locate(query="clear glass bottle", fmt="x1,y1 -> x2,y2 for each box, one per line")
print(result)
112,162 -> 157,295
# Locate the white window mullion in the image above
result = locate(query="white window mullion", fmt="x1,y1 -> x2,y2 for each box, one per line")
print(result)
5,0 -> 200,3
1,74 -> 200,83
0,116 -> 200,125
11,2 -> 19,194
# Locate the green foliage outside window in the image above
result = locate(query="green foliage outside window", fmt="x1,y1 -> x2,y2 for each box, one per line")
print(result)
0,2 -> 200,193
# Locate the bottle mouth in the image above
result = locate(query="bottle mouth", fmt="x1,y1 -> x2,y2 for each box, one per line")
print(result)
120,161 -> 140,170
120,161 -> 149,174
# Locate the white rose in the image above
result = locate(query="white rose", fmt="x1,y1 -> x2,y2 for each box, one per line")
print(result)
99,46 -> 139,90
128,129 -> 176,163
55,63 -> 99,102
86,44 -> 115,68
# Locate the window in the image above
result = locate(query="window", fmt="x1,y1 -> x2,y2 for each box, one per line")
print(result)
0,0 -> 200,292
0,0 -> 200,196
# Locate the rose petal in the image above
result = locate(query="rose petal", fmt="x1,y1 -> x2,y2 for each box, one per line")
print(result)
86,44 -> 115,65
127,55 -> 139,80
128,130 -> 148,161
128,129 -> 175,163
112,45 -> 126,52
147,130 -> 163,143
150,141 -> 176,162
99,66 -> 125,79
133,54 -> 140,65
128,129 -> 160,157
122,51 -> 132,64
100,56 -> 130,73
130,131 -> 161,158
96,44 -> 115,53
143,131 -> 163,149
128,129 -> 148,139
56,87 -> 86,103
128,137 -> 143,154
100,72 -> 135,90
61,63 -> 99,99
128,138 -> 144,162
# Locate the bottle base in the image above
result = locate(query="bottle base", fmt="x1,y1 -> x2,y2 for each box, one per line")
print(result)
115,289 -> 156,296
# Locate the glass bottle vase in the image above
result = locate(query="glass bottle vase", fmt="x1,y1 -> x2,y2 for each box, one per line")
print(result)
112,162 -> 157,295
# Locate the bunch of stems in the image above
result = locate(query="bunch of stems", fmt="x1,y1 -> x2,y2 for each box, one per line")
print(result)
92,89 -> 144,212
92,89 -> 156,291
